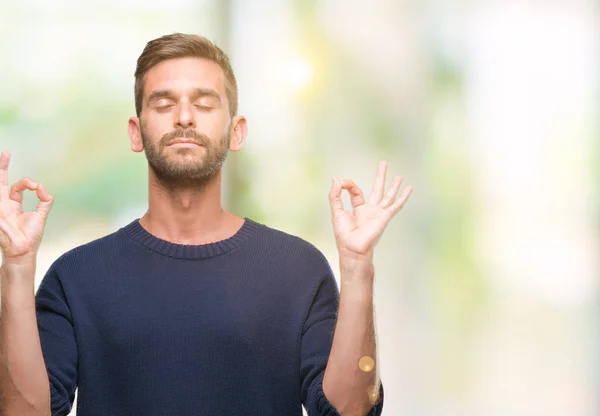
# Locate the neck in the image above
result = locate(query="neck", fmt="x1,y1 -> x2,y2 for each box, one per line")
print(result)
140,168 -> 243,245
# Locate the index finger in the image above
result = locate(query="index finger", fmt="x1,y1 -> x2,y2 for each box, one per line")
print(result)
0,151 -> 10,200
341,179 -> 366,208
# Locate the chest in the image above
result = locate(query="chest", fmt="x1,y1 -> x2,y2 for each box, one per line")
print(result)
75,265 -> 297,360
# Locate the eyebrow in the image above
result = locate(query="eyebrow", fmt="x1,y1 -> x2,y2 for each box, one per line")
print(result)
147,88 -> 222,104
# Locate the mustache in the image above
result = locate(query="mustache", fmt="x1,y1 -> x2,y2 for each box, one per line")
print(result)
160,128 -> 210,146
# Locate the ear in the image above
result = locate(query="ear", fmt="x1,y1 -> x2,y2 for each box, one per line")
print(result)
228,115 -> 247,152
128,117 -> 144,153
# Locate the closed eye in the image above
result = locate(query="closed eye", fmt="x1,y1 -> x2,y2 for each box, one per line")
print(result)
194,104 -> 213,111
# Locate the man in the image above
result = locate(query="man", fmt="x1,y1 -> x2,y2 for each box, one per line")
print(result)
0,33 -> 412,415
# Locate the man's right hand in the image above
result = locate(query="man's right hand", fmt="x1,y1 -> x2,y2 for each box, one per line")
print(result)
0,151 -> 54,262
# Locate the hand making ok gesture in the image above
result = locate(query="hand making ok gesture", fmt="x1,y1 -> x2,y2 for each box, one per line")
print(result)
329,161 -> 412,263
0,151 -> 54,261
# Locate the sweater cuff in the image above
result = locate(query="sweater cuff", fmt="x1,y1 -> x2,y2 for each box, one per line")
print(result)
50,380 -> 72,416
315,377 -> 385,416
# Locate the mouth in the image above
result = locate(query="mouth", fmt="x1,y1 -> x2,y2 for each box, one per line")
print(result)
167,139 -> 202,147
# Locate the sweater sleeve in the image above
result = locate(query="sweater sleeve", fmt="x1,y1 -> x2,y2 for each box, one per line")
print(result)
300,272 -> 384,416
35,265 -> 78,416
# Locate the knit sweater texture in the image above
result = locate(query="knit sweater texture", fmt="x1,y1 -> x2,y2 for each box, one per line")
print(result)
35,218 -> 384,415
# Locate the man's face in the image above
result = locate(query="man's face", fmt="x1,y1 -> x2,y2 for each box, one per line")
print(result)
138,57 -> 232,185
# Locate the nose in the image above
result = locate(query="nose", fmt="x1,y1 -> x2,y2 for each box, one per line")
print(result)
175,100 -> 196,129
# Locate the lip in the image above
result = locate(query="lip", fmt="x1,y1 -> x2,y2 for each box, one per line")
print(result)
168,140 -> 202,146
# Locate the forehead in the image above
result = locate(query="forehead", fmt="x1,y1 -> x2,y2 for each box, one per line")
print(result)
143,57 -> 226,97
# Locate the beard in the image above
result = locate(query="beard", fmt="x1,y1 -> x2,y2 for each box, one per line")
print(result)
141,125 -> 229,188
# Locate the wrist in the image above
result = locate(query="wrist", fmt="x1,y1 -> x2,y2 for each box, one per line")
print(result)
1,253 -> 37,273
339,249 -> 374,273
339,259 -> 375,288
338,244 -> 373,263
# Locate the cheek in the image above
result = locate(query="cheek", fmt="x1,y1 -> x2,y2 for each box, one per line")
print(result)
142,119 -> 168,140
198,114 -> 230,138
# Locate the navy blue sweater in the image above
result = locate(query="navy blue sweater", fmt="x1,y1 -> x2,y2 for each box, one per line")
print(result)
35,218 -> 384,415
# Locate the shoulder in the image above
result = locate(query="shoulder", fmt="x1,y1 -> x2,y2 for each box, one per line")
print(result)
246,218 -> 333,275
48,228 -> 123,273
246,219 -> 339,309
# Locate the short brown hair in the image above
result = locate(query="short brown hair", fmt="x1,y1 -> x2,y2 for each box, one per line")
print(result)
134,33 -> 238,117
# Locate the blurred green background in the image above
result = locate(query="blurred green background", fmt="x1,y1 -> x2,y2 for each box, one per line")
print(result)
1,1 -> 599,415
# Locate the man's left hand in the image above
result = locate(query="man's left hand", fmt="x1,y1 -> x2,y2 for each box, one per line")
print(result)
328,161 -> 413,267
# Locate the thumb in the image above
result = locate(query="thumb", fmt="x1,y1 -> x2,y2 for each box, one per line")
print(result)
328,177 -> 345,219
34,184 -> 54,218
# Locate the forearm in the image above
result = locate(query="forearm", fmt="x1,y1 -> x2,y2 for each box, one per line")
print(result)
323,260 -> 380,416
0,259 -> 51,415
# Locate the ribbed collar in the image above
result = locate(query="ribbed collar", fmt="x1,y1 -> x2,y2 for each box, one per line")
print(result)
121,218 -> 260,260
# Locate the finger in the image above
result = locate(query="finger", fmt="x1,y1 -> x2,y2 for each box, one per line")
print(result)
367,161 -> 387,205
0,151 -> 10,200
341,179 -> 365,209
389,186 -> 413,215
380,176 -> 403,208
35,184 -> 54,218
9,178 -> 38,204
328,177 -> 345,218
